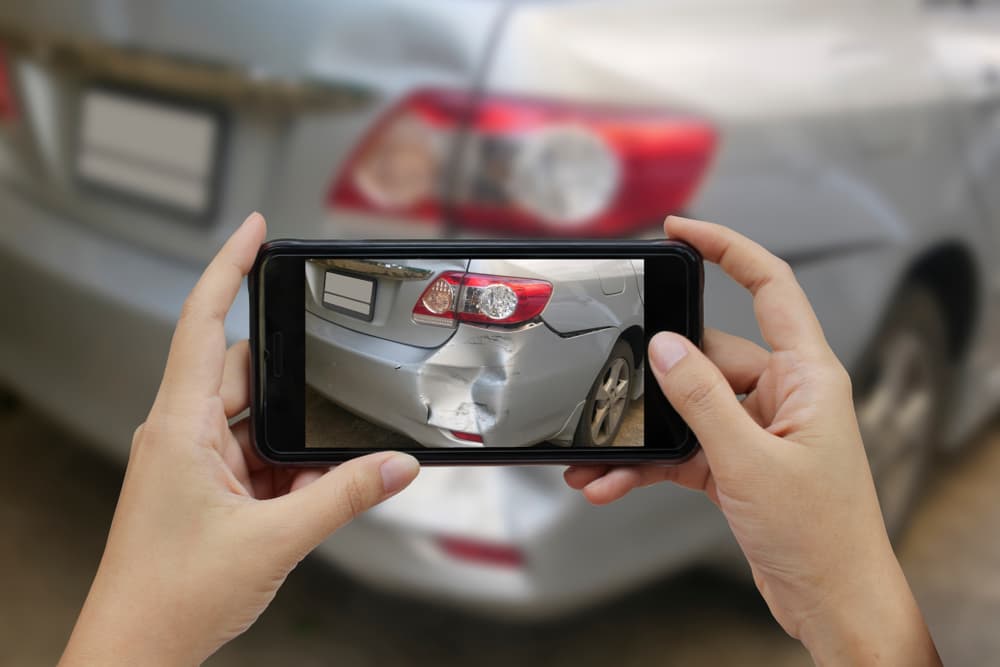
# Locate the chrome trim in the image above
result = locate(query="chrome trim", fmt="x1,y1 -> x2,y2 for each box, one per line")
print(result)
0,23 -> 373,114
315,258 -> 434,281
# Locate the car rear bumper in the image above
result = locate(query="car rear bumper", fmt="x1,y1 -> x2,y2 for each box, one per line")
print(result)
316,465 -> 731,619
0,187 -> 248,456
305,311 -> 617,447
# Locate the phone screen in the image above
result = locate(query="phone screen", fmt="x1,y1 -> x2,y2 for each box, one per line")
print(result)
253,242 -> 701,463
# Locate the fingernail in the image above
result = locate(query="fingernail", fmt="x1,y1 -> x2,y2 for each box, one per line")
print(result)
649,333 -> 688,373
380,453 -> 419,495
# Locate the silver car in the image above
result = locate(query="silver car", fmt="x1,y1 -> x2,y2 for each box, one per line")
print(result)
3,0 -> 1000,618
305,258 -> 644,448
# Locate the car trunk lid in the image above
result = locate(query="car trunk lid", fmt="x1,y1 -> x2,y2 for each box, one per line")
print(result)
0,0 -> 510,264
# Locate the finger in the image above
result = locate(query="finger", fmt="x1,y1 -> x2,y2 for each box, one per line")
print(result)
229,416 -> 271,475
578,451 -> 717,505
221,340 -> 251,418
664,216 -> 827,353
564,465 -> 610,490
582,466 -> 643,504
261,451 -> 420,559
219,418 -> 256,492
288,468 -> 325,493
160,212 -> 266,401
648,332 -> 761,472
703,328 -> 769,395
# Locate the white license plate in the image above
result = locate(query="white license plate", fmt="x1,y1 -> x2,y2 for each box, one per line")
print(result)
323,271 -> 377,321
76,89 -> 222,217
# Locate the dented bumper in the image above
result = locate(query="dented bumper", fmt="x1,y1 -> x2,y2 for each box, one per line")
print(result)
305,311 -> 617,447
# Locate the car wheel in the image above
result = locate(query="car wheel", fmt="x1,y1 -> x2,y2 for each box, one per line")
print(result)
574,340 -> 635,447
854,285 -> 951,541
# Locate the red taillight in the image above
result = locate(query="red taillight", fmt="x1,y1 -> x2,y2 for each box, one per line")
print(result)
437,536 -> 525,568
449,431 -> 483,443
412,271 -> 552,327
328,89 -> 716,237
0,44 -> 18,122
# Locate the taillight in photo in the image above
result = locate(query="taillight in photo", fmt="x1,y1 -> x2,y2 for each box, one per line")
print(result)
412,271 -> 463,326
329,89 -> 716,237
412,271 -> 553,327
449,431 -> 484,444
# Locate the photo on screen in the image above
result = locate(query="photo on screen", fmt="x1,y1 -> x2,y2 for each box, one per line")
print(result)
304,258 -> 645,449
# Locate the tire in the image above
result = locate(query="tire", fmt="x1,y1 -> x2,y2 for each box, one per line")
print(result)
574,340 -> 635,447
854,285 -> 952,542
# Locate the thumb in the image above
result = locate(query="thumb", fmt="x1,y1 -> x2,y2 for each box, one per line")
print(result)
263,451 -> 420,559
648,332 -> 760,470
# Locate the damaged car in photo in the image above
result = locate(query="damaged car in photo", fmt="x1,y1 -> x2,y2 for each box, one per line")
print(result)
304,258 -> 645,448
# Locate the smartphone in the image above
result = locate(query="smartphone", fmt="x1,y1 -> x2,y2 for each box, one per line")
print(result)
250,240 -> 703,465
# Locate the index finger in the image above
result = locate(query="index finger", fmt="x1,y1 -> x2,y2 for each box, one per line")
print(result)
665,216 -> 828,353
159,212 -> 266,400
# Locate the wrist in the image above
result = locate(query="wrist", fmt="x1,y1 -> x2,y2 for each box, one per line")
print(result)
60,569 -> 207,667
798,554 -> 940,666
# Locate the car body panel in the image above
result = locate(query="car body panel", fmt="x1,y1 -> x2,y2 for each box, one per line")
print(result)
307,313 -> 617,447
0,187 -> 227,458
922,1 -> 1000,445
317,465 -> 728,618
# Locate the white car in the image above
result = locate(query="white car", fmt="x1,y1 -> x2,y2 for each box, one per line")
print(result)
0,0 -> 999,617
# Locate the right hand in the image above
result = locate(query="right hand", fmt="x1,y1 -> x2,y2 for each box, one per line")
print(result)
565,216 -> 940,666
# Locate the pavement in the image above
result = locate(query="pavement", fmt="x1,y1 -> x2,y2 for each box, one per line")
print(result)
2,399 -> 1000,666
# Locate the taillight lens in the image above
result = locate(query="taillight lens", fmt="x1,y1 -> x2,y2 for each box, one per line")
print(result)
329,89 -> 716,237
412,271 -> 553,327
0,44 -> 18,122
413,272 -> 462,326
449,431 -> 483,444
330,91 -> 456,224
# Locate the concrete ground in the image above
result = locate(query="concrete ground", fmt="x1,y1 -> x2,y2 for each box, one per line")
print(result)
305,385 -> 644,448
3,401 -> 999,666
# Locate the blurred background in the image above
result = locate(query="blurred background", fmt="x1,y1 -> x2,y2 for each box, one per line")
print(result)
3,0 -> 1000,664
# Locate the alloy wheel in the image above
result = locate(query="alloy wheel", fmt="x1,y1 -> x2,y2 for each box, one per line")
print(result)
590,357 -> 631,445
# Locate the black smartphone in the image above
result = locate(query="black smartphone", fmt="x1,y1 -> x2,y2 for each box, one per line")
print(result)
250,240 -> 702,465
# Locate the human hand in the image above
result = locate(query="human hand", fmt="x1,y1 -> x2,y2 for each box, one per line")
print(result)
59,213 -> 420,666
565,217 -> 939,666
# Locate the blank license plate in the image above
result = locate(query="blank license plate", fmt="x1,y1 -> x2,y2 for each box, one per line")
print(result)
323,271 -> 376,321
76,89 -> 222,217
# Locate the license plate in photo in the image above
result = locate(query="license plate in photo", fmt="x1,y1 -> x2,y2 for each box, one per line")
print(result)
323,271 -> 376,321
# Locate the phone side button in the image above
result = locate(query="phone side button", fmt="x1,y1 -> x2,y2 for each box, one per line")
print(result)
271,332 -> 284,378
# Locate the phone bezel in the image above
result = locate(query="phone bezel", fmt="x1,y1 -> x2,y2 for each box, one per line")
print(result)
250,239 -> 703,465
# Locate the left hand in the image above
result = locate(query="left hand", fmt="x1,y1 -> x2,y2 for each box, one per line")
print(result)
60,212 -> 420,666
